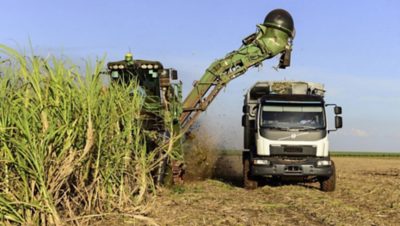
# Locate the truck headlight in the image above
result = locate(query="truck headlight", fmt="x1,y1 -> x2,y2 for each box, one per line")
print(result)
317,160 -> 331,166
253,159 -> 270,165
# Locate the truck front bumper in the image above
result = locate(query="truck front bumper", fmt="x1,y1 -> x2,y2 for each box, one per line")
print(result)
251,157 -> 333,177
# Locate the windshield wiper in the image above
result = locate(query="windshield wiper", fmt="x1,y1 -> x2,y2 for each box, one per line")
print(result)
290,126 -> 323,131
266,126 -> 290,131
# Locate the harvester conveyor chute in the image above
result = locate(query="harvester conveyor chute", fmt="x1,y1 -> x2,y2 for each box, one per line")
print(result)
180,9 -> 295,131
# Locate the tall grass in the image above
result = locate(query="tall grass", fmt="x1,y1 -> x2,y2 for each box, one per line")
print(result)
0,45 -> 176,225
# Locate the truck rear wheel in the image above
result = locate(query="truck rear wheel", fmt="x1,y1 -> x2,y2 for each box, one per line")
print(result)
243,152 -> 258,189
320,161 -> 336,192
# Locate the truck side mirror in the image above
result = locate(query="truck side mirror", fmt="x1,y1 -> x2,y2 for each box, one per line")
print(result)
171,69 -> 178,80
241,115 -> 247,127
335,116 -> 343,129
334,106 -> 342,115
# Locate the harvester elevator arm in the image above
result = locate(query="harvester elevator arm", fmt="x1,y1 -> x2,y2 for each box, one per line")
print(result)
180,9 -> 295,131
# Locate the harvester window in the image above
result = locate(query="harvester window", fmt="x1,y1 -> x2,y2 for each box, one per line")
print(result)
111,71 -> 119,78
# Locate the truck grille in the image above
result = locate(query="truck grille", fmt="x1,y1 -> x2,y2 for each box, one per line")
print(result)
284,147 -> 302,153
284,165 -> 303,174
270,145 -> 316,156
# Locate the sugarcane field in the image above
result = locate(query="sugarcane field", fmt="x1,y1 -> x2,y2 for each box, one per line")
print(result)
1,1 -> 399,226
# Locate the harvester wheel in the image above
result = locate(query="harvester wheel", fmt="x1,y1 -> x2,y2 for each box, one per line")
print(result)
320,161 -> 336,192
172,160 -> 185,185
243,152 -> 258,189
155,155 -> 169,185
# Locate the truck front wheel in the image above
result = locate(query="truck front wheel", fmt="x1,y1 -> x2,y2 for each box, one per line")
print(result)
319,161 -> 336,192
243,152 -> 258,189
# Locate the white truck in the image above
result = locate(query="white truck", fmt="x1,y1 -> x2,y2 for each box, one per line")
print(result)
242,81 -> 342,191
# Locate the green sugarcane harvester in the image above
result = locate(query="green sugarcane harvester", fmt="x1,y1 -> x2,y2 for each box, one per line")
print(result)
107,9 -> 295,184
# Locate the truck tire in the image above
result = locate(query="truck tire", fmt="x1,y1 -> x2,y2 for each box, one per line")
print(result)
243,152 -> 258,189
320,161 -> 336,192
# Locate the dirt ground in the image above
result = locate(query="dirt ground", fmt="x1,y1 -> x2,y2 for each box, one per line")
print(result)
148,156 -> 400,226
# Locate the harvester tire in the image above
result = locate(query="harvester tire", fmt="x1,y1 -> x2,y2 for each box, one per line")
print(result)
320,161 -> 336,192
243,152 -> 258,189
155,155 -> 170,185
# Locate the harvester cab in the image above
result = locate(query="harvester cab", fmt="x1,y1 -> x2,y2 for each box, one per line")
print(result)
107,53 -> 179,98
107,53 -> 183,123
107,53 -> 185,184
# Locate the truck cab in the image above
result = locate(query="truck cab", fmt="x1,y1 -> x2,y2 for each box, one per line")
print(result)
242,81 -> 342,191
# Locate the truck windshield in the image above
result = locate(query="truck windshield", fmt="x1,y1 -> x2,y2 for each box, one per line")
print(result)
260,105 -> 325,130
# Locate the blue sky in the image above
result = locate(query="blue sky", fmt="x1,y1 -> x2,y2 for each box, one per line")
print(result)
1,0 -> 400,152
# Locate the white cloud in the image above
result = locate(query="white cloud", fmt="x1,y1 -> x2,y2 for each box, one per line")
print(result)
351,128 -> 369,137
